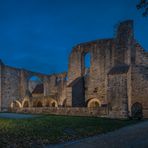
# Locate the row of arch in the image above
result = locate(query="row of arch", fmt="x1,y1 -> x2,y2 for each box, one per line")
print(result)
12,99 -> 143,109
11,98 -> 102,109
11,99 -> 58,109
11,100 -> 143,109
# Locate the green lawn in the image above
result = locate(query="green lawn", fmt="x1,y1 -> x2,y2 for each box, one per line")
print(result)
0,115 -> 140,148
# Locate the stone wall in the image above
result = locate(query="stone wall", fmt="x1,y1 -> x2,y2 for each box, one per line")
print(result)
67,39 -> 115,106
0,62 -> 67,111
130,41 -> 148,117
0,20 -> 147,119
135,42 -> 148,65
71,77 -> 85,107
114,20 -> 134,65
131,65 -> 148,110
1,65 -> 21,110
67,20 -> 135,109
13,107 -> 108,117
107,72 -> 128,118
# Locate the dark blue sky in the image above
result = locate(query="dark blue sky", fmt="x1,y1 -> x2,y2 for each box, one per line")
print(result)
0,0 -> 147,74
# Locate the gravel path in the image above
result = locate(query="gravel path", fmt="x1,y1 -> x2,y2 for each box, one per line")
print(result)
0,113 -> 38,119
46,121 -> 148,148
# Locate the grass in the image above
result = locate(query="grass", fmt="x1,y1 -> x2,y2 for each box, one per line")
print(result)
0,114 -> 141,148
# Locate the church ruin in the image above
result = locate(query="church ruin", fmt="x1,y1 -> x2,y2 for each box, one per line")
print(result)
0,20 -> 148,118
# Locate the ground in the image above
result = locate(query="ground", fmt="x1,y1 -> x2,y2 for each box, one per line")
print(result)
0,113 -> 38,119
0,113 -> 140,148
52,120 -> 148,148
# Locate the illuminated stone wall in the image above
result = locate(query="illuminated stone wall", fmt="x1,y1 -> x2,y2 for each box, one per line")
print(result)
0,63 -> 67,111
0,20 -> 148,118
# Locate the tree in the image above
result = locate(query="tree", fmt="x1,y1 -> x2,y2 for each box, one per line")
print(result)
137,0 -> 148,16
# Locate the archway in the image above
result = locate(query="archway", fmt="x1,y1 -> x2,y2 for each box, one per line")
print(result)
51,102 -> 56,107
22,100 -> 29,108
45,99 -> 58,107
10,100 -> 22,109
51,100 -> 58,107
131,102 -> 143,119
28,76 -> 44,96
36,101 -> 43,107
87,98 -> 101,108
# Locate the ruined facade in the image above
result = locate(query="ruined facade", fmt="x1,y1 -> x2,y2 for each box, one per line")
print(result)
0,20 -> 148,118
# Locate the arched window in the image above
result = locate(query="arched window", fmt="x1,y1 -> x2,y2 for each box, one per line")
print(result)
55,77 -> 61,85
28,76 -> 44,95
84,52 -> 91,68
83,52 -> 91,76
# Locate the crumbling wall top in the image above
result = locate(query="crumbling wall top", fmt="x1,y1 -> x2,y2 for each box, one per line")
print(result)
71,38 -> 114,54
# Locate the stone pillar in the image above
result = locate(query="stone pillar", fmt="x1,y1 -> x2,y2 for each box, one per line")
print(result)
66,87 -> 72,106
43,76 -> 52,97
20,69 -> 27,99
67,46 -> 82,107
114,20 -> 134,66
67,46 -> 82,85
127,66 -> 132,116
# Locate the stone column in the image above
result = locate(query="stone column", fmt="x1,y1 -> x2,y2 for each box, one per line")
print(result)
66,87 -> 72,106
20,69 -> 27,99
114,20 -> 134,66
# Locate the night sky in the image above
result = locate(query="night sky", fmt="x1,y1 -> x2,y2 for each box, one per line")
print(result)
0,0 -> 147,74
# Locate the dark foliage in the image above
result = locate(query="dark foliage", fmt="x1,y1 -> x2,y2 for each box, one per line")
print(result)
137,0 -> 148,16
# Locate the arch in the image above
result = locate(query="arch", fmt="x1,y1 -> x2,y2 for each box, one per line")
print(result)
51,100 -> 58,107
28,75 -> 44,94
51,102 -> 56,107
22,100 -> 30,108
32,100 -> 43,107
45,98 -> 58,107
131,102 -> 143,119
36,101 -> 43,107
10,102 -> 14,108
87,98 -> 101,108
10,100 -> 22,108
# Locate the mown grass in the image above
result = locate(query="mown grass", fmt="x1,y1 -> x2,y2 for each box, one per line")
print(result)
0,114 -> 140,148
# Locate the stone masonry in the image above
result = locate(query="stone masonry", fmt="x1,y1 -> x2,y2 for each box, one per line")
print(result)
0,20 -> 148,118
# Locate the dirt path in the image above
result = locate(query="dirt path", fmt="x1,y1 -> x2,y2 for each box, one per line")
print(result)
0,113 -> 38,119
46,121 -> 148,148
